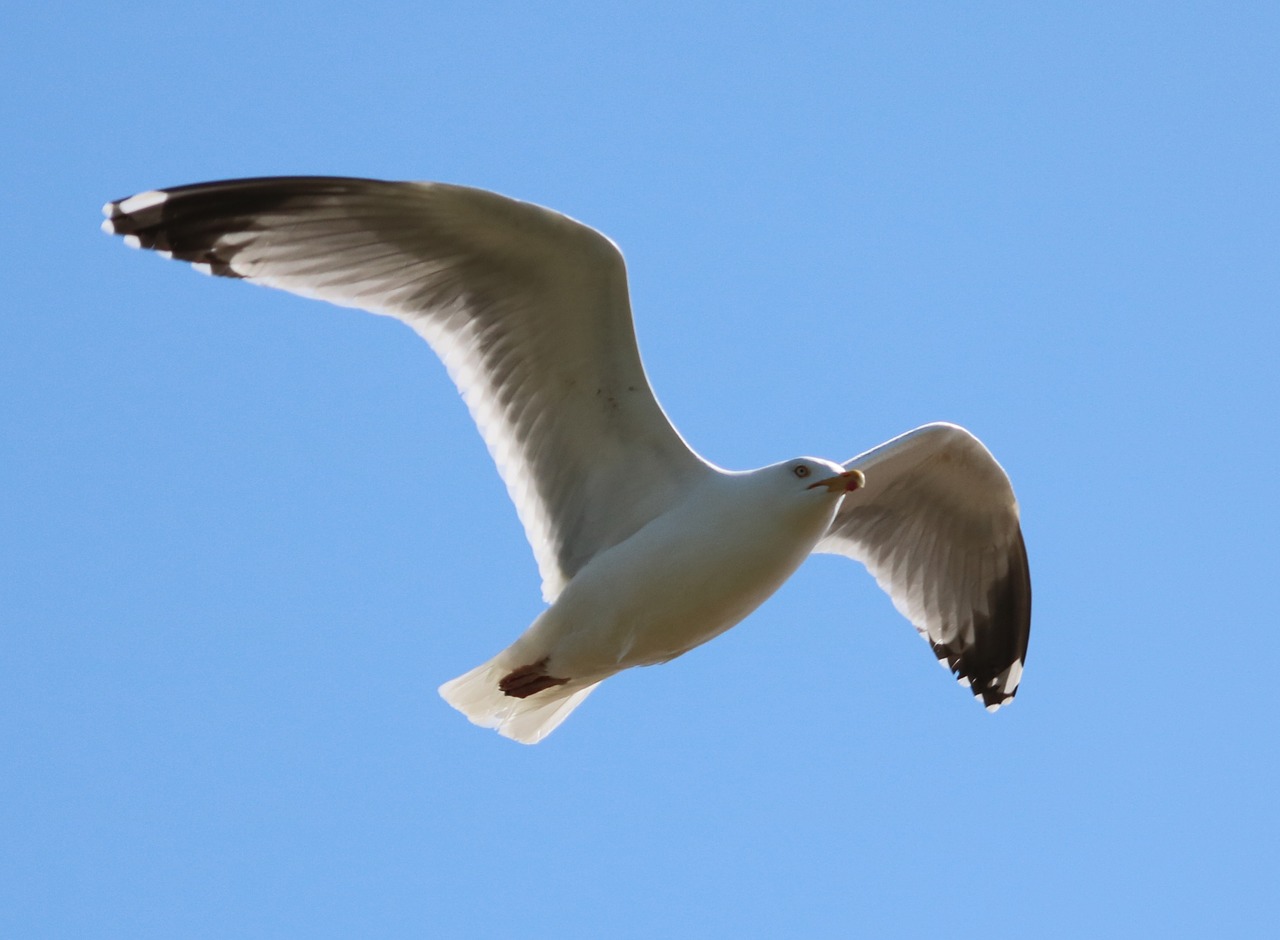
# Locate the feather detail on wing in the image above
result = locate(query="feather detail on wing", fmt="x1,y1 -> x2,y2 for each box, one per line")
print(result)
102,177 -> 711,600
815,423 -> 1031,709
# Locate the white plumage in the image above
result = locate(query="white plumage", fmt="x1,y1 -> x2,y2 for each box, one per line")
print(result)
103,177 -> 1031,743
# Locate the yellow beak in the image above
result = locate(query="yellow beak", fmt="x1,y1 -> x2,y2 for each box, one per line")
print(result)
807,469 -> 866,493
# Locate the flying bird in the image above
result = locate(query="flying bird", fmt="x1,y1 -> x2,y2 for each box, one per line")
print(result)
102,177 -> 1031,743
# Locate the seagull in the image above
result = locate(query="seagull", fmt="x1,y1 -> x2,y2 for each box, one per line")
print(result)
102,177 -> 1031,744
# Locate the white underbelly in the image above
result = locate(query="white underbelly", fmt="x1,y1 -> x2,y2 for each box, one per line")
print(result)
526,503 -> 828,680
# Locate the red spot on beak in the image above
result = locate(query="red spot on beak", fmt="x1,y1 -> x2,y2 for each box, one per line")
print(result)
807,469 -> 866,493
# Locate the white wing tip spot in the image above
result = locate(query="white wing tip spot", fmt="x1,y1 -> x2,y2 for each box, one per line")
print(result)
1000,659 -> 1025,694
984,693 -> 1016,714
116,189 -> 168,215
191,262 -> 214,276
100,217 -> 118,235
122,234 -> 141,250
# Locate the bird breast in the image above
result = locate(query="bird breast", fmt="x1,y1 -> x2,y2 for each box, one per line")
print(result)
534,481 -> 839,677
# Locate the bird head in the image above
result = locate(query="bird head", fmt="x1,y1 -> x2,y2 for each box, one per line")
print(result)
785,459 -> 865,496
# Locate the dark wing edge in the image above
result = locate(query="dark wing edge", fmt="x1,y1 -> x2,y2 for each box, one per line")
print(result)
816,423 -> 1032,711
101,177 -> 710,601
932,526 -> 1031,710
102,177 -> 387,277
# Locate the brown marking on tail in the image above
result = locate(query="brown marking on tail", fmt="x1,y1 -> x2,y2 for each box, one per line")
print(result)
499,658 -> 571,699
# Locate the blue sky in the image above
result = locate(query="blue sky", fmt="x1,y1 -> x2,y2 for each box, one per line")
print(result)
3,3 -> 1278,936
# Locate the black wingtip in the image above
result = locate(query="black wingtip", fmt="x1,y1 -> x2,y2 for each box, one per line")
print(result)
100,176 -> 390,279
101,184 -> 250,278
934,528 -> 1032,710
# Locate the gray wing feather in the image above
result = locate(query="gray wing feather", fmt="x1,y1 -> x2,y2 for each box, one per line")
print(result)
816,423 -> 1031,709
103,177 -> 710,600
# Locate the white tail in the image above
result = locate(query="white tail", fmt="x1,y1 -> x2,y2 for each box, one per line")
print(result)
438,658 -> 600,745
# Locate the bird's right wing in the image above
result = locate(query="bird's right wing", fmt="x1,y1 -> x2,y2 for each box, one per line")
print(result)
103,177 -> 712,601
815,423 -> 1031,709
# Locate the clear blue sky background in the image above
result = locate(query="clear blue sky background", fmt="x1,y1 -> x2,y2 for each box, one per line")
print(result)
3,3 -> 1277,937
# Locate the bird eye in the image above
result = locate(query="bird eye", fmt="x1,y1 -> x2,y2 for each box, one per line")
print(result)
793,465 -> 810,478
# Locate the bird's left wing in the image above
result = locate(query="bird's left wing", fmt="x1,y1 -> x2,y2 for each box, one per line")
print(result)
814,423 -> 1031,709
102,177 -> 712,601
